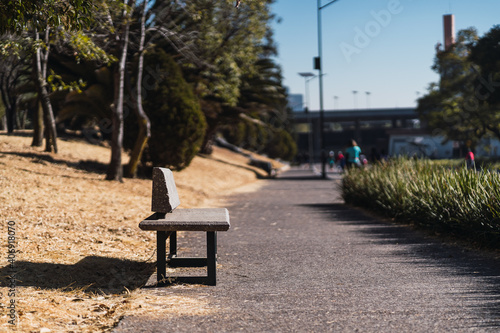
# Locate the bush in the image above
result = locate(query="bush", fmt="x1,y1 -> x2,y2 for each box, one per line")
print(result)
221,120 -> 297,161
265,129 -> 297,161
342,158 -> 500,248
128,49 -> 206,171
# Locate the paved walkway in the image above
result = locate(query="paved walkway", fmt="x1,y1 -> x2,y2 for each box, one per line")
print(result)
115,168 -> 500,332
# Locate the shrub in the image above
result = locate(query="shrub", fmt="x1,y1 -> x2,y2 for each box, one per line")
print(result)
342,158 -> 500,248
127,49 -> 206,171
221,120 -> 297,161
265,129 -> 297,161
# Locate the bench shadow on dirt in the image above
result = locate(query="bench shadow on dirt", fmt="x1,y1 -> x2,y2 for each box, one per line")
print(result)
300,203 -> 500,328
0,256 -> 155,295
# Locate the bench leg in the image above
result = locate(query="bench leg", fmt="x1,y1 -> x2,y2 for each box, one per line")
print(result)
157,231 -> 166,283
157,231 -> 173,283
207,231 -> 217,286
155,231 -> 218,286
169,231 -> 177,257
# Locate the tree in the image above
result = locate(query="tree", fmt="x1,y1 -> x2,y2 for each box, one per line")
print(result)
102,0 -> 199,179
124,0 -> 151,178
1,0 -> 100,151
161,0 -> 277,154
266,129 -> 297,161
34,26 -> 59,152
468,25 -> 500,113
416,28 -> 493,147
0,36 -> 31,134
106,0 -> 132,181
418,26 -> 500,146
219,35 -> 297,160
129,49 -> 206,170
48,0 -> 201,179
0,0 -> 94,34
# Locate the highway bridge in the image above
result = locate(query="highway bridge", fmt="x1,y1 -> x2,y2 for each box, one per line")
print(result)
293,107 -> 424,162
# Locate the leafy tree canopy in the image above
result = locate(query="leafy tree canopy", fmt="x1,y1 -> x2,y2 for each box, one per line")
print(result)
417,26 -> 500,147
0,0 -> 95,33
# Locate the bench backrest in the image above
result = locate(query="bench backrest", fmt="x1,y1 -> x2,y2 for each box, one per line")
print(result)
151,167 -> 181,213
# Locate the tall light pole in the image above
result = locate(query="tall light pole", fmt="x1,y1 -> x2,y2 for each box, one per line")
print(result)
298,72 -> 316,112
365,91 -> 371,108
299,72 -> 316,170
317,0 -> 341,178
352,90 -> 358,109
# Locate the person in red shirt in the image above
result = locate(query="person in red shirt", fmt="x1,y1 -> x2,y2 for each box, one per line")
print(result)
336,151 -> 345,171
465,148 -> 475,170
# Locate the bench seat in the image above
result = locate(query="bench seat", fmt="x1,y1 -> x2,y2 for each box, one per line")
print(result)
139,208 -> 230,231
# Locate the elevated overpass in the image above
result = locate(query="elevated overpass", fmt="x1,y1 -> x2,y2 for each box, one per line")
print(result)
293,107 -> 422,161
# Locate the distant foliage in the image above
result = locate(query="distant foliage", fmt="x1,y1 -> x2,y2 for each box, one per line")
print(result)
417,26 -> 500,147
221,121 -> 297,161
342,158 -> 500,248
136,49 -> 206,170
265,129 -> 297,161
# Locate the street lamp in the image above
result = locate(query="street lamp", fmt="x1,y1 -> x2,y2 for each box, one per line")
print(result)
317,0 -> 341,179
298,72 -> 316,112
352,90 -> 358,109
365,91 -> 371,109
299,72 -> 317,170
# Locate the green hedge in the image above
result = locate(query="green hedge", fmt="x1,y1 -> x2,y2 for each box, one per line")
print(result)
125,49 -> 206,171
342,158 -> 500,248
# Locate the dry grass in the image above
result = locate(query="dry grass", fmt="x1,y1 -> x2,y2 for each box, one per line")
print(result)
0,131 -> 276,332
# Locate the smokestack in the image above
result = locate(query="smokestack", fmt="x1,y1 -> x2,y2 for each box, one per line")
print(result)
443,14 -> 455,50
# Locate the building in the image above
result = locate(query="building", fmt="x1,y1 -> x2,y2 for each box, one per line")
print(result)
293,108 -> 500,161
293,108 -> 420,161
287,94 -> 304,112
443,14 -> 455,50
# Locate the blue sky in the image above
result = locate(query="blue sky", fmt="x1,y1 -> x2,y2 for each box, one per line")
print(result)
270,0 -> 500,111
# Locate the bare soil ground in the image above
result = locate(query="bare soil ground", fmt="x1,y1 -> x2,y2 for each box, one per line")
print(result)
0,131 -> 282,332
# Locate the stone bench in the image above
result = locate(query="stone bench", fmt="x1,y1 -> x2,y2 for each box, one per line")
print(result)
139,168 -> 230,286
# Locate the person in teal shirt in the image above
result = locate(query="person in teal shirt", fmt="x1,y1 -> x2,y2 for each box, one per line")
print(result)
345,139 -> 362,168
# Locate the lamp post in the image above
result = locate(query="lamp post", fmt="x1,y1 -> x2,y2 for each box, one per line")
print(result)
317,0 -> 341,179
298,72 -> 316,111
352,90 -> 358,109
299,72 -> 316,170
365,91 -> 371,108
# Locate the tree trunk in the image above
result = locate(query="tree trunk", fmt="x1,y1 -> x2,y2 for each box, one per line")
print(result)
31,100 -> 44,146
106,1 -> 132,181
106,66 -> 125,181
125,117 -> 149,178
38,73 -> 58,153
200,124 -> 218,155
40,87 -> 57,152
2,96 -> 15,134
0,75 -> 15,133
34,28 -> 58,153
1,114 -> 6,131
15,105 -> 22,130
125,0 -> 151,179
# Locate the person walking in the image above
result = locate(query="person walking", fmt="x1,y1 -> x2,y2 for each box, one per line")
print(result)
466,148 -> 475,170
345,139 -> 362,169
329,151 -> 335,170
336,151 -> 345,171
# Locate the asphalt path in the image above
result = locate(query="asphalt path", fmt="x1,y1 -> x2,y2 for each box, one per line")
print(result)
114,167 -> 500,332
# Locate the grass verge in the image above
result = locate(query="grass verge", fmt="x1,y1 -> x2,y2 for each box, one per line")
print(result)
0,131 -> 274,332
342,158 -> 500,249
